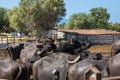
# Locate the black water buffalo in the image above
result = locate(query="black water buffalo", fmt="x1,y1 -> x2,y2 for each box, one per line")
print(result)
74,40 -> 91,55
78,51 -> 102,61
20,46 -> 41,63
34,37 -> 57,56
111,40 -> 120,57
32,56 -> 69,80
28,49 -> 103,64
2,40 -> 54,79
28,51 -> 80,64
67,58 -> 107,80
5,40 -> 44,80
101,52 -> 120,78
20,46 -> 42,80
0,58 -> 28,80
34,37 -> 91,56
31,52 -> 103,80
53,40 -> 74,54
53,39 -> 91,55
6,42 -> 24,60
5,41 -> 40,69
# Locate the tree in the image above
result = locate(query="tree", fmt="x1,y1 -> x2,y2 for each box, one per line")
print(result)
108,22 -> 120,31
89,7 -> 110,29
31,0 -> 66,37
65,13 -> 94,29
65,7 -> 110,29
57,23 -> 66,29
0,7 -> 10,33
8,0 -> 66,38
7,7 -> 22,32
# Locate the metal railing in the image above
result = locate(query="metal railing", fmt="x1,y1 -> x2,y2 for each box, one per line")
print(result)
0,35 -> 35,47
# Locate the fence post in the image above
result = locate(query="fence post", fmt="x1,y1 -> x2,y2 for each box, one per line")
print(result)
0,36 -> 1,44
7,36 -> 8,45
14,36 -> 15,43
1,36 -> 3,46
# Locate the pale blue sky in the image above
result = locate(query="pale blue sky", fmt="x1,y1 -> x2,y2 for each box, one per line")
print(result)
0,0 -> 120,23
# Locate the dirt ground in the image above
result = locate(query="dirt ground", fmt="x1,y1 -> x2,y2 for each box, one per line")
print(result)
87,44 -> 112,58
0,43 -> 112,59
88,44 -> 112,53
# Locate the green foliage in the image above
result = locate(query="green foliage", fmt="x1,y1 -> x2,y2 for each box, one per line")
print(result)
8,7 -> 20,31
7,0 -> 66,38
90,7 -> 110,29
108,22 -> 120,31
66,13 -> 94,29
57,23 -> 66,29
64,7 -> 110,30
0,7 -> 11,32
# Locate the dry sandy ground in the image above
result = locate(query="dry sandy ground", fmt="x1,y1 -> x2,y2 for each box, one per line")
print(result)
87,44 -> 112,58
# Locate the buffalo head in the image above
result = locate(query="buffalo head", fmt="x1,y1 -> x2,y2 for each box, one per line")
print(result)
28,49 -> 46,63
6,43 -> 24,60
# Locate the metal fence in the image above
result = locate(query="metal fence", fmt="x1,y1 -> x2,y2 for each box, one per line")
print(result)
0,35 -> 35,59
65,34 -> 120,44
0,35 -> 35,47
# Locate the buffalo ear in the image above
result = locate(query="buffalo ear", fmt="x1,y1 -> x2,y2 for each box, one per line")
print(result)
6,46 -> 14,59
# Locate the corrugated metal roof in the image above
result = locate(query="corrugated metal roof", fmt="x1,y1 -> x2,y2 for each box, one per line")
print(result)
58,29 -> 120,35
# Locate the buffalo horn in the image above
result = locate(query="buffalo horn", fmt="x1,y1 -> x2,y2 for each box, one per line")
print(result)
36,40 -> 43,45
37,49 -> 44,55
67,55 -> 80,64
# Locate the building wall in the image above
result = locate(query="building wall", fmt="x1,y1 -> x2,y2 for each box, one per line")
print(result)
86,34 -> 120,44
64,32 -> 120,44
56,31 -> 120,44
57,31 -> 65,39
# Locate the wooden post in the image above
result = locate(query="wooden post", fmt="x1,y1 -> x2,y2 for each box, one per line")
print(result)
1,36 -> 3,46
21,36 -> 23,42
14,36 -> 15,43
0,36 -> 1,44
7,36 -> 8,45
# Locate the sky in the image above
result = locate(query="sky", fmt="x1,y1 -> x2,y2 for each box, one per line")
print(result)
0,0 -> 120,23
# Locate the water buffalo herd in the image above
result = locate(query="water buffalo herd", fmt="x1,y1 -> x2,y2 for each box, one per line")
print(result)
0,37 -> 120,80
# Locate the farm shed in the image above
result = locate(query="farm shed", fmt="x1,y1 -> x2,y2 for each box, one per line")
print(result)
57,29 -> 120,44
